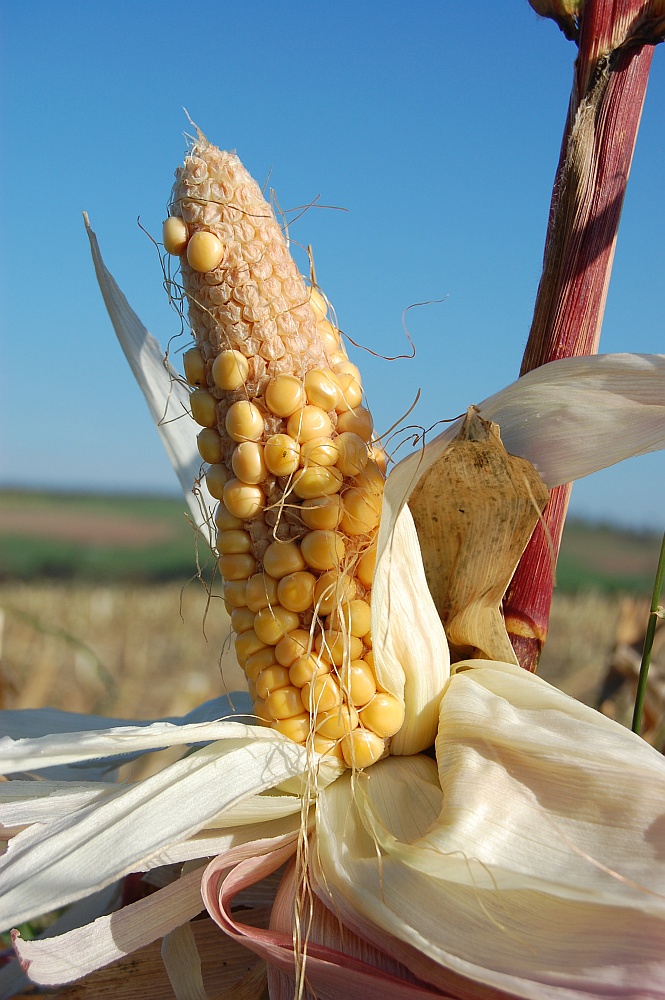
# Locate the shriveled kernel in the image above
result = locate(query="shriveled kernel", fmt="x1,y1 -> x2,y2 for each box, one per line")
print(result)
272,713 -> 310,743
277,571 -> 316,613
286,405 -> 332,443
232,442 -> 267,485
223,580 -> 248,609
359,693 -> 405,739
313,735 -> 346,762
245,573 -> 279,613
225,401 -> 264,443
301,530 -> 345,572
187,230 -> 224,272
212,349 -> 249,391
300,495 -> 343,531
197,428 -> 223,464
300,436 -> 339,468
333,371 -> 363,412
314,572 -> 356,615
190,389 -> 218,428
336,406 -> 373,441
328,599 -> 372,638
256,665 -> 291,700
235,629 -> 267,665
304,369 -> 341,411
264,434 -> 300,476
183,347 -> 206,386
231,606 -> 256,635
344,658 -> 377,706
214,502 -> 243,531
335,432 -> 369,478
289,653 -> 332,688
341,729 -> 385,768
275,629 -> 310,667
315,705 -> 359,740
206,463 -> 231,500
293,466 -> 343,500
315,629 -> 363,666
254,698 -> 272,725
219,552 -> 256,581
309,287 -> 328,321
317,319 -> 340,353
216,528 -> 252,554
245,646 -> 278,681
163,216 -> 189,255
254,605 -> 301,645
356,544 -> 377,588
303,674 -> 342,714
341,488 -> 381,535
266,685 -> 305,720
265,374 -> 306,417
223,479 -> 264,519
263,540 -> 306,579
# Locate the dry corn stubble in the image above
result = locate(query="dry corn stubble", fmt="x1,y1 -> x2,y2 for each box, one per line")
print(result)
165,133 -> 400,768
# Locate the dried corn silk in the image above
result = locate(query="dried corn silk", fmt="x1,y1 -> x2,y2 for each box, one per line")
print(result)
166,133 -> 398,768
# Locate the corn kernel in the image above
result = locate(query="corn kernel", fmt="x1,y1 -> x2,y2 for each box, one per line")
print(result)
286,405 -> 332,443
223,479 -> 264,519
304,368 -> 341,411
364,650 -> 375,672
315,706 -> 359,740
277,571 -> 316,613
370,445 -> 388,474
328,599 -> 372,638
300,436 -> 339,468
356,543 -> 377,588
254,605 -> 301,645
263,540 -> 306,579
314,572 -> 356,615
187,230 -> 224,272
313,735 -> 346,762
343,658 -> 377,706
309,287 -> 328,321
235,629 -> 267,664
231,606 -> 256,634
266,685 -> 305,720
216,528 -> 252,554
232,442 -> 267,485
300,530 -> 345,572
335,432 -> 368,478
245,573 -> 279,613
183,347 -> 206,387
303,674 -> 342,714
254,698 -> 272,725
340,729 -> 385,768
359,693 -> 405,739
245,646 -> 278,681
225,401 -> 264,443
272,713 -> 311,743
315,629 -> 363,666
300,495 -> 343,531
275,629 -> 310,667
289,652 -> 332,688
211,349 -> 248,391
214,502 -> 243,531
206,463 -> 231,500
197,428 -> 223,464
190,389 -> 218,428
341,488 -> 381,535
336,406 -> 373,441
317,319 -> 340,353
333,370 -> 363,412
163,216 -> 189,255
264,434 -> 300,476
353,460 -> 385,497
265,374 -> 306,417
223,580 -> 248,609
219,552 -> 256,581
256,664 -> 291,700
293,466 -> 343,500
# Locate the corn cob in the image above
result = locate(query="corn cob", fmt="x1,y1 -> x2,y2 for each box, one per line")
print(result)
165,134 -> 403,768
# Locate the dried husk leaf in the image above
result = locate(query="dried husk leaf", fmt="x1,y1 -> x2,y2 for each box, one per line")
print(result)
408,408 -> 549,664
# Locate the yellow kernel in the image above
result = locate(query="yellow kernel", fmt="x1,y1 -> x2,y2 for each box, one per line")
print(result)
300,495 -> 344,531
272,713 -> 311,743
354,459 -> 385,496
333,368 -> 363,412
293,466 -> 343,500
245,646 -> 278,681
309,287 -> 328,321
222,479 -> 265,519
183,346 -> 206,386
317,319 -> 340,353
286,405 -> 332,443
225,401 -> 264,443
214,502 -> 243,531
344,658 -> 377,706
231,606 -> 256,634
340,729 -> 385,768
223,580 -> 248,609
300,436 -> 340,468
289,653 -> 332,688
328,599 -> 372,638
232,442 -> 267,485
266,685 -> 305,720
190,389 -> 218,428
263,540 -> 306,579
315,629 -> 364,667
264,434 -> 300,476
277,571 -> 316,613
206,463 -> 231,500
341,488 -> 381,536
301,530 -> 345,572
364,631 -> 373,649
265,375 -> 306,418
197,428 -> 223,465
314,572 -> 356,615
304,369 -> 341,411
163,216 -> 189,255
235,629 -> 267,665
245,573 -> 279,613
364,650 -> 375,672
370,445 -> 388,474
254,605 -> 301,645
216,528 -> 252,554
275,629 -> 310,667
328,350 -> 348,367
211,349 -> 249,391
313,735 -> 346,762
359,693 -> 405,739
335,432 -> 369,478
254,698 -> 272,725
247,679 -> 257,701
315,706 -> 359,740
219,552 -> 256,581
356,544 -> 377,588
256,664 -> 291,700
336,406 -> 373,441
303,674 -> 342,714
186,230 -> 224,272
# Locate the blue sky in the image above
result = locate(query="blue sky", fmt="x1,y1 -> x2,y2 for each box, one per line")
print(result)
1,1 -> 663,529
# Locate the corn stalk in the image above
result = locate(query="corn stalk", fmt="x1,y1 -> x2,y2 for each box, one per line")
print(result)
504,0 -> 665,672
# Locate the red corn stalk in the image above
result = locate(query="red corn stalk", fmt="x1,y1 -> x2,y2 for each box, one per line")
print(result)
504,0 -> 665,672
